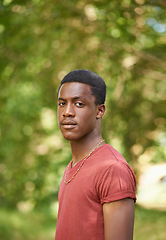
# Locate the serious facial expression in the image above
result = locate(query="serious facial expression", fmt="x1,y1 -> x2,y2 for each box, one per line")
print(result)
58,82 -> 98,141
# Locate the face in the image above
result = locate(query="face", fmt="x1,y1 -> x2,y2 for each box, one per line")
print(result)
57,82 -> 99,141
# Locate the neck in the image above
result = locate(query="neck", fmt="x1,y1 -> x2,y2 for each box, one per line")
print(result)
70,135 -> 105,166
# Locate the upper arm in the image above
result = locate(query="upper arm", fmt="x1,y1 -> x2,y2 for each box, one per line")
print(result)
103,198 -> 135,240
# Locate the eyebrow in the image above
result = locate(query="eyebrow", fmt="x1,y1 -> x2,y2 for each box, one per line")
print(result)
58,96 -> 87,101
58,97 -> 66,101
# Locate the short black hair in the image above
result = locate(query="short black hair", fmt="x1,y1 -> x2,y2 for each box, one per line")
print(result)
59,69 -> 106,105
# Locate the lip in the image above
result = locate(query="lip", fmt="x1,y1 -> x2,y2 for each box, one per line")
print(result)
61,124 -> 77,129
61,120 -> 77,129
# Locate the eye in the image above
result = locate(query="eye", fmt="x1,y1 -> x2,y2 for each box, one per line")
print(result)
58,102 -> 66,106
75,102 -> 84,107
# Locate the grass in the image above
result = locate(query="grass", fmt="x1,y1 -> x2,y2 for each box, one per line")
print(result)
0,205 -> 166,240
0,208 -> 56,240
134,205 -> 166,240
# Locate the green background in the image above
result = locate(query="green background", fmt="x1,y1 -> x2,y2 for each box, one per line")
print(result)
0,0 -> 166,239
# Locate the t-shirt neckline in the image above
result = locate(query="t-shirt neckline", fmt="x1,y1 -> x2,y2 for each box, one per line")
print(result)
68,143 -> 109,173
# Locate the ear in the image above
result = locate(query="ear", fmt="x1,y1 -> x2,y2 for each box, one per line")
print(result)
96,104 -> 106,119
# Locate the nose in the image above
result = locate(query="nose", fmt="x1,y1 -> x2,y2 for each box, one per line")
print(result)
63,103 -> 75,117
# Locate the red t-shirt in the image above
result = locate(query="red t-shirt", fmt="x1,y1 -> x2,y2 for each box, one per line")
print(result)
55,144 -> 136,240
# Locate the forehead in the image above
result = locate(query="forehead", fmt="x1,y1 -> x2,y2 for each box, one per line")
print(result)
58,82 -> 94,100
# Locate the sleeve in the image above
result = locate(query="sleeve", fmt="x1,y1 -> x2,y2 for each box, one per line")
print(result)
96,162 -> 136,205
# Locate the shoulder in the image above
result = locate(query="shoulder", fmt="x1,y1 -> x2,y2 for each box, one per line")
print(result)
95,160 -> 136,189
93,144 -> 133,172
92,145 -> 136,203
95,144 -> 127,162
100,144 -> 136,182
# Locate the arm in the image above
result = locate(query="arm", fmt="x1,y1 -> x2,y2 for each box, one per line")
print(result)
103,198 -> 135,240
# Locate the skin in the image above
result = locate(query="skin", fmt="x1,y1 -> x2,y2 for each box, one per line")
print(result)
58,82 -> 105,165
58,82 -> 135,240
103,198 -> 135,240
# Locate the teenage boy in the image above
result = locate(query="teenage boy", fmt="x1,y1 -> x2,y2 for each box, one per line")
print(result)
55,69 -> 136,240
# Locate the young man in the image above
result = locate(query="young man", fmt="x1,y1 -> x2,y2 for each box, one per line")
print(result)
55,69 -> 136,240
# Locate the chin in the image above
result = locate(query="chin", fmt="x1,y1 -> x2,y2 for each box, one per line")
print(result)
62,134 -> 78,141
62,132 -> 86,141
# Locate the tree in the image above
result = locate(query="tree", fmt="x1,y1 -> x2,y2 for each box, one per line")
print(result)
0,0 -> 165,209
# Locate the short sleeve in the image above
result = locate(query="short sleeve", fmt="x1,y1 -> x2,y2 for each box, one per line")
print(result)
96,162 -> 136,204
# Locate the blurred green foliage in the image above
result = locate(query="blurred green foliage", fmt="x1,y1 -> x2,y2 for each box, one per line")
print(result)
0,0 -> 166,212
0,206 -> 166,240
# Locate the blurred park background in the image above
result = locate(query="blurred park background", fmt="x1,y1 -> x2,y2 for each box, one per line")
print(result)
0,0 -> 166,239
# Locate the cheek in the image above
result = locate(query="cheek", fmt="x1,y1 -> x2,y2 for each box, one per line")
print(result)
57,117 -> 62,129
57,109 -> 62,122
57,114 -> 60,125
81,113 -> 97,129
